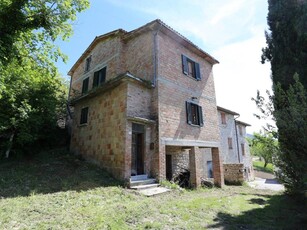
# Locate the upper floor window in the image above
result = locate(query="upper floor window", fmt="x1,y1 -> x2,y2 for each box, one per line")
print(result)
80,107 -> 89,125
93,67 -> 106,88
85,56 -> 91,72
228,137 -> 233,149
221,112 -> 226,124
239,125 -> 243,135
182,55 -> 201,80
82,77 -> 89,94
241,143 -> 245,156
186,101 -> 204,126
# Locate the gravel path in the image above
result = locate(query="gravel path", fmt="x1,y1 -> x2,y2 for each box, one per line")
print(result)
248,170 -> 285,192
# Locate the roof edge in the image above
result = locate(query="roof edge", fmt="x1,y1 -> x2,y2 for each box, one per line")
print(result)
68,29 -> 127,76
217,106 -> 240,116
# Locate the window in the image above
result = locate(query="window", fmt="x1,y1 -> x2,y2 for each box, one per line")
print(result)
80,107 -> 89,125
221,112 -> 226,124
228,138 -> 233,149
85,56 -> 91,72
93,67 -> 106,88
241,143 -> 245,156
186,101 -> 204,126
82,77 -> 89,94
182,55 -> 201,80
239,125 -> 243,135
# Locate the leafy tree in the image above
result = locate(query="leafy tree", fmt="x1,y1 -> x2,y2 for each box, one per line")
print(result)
0,58 -> 68,157
0,0 -> 89,157
260,0 -> 307,195
0,0 -> 90,65
249,132 -> 279,168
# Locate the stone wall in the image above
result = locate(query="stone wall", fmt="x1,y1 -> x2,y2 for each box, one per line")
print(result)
165,146 -> 189,179
70,83 -> 127,180
224,163 -> 244,184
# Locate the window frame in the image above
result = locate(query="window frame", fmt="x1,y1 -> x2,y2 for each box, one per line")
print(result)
182,54 -> 201,80
186,101 -> 204,127
228,137 -> 233,149
221,112 -> 226,124
82,77 -> 89,95
80,107 -> 89,125
241,143 -> 245,156
239,125 -> 243,135
93,67 -> 107,88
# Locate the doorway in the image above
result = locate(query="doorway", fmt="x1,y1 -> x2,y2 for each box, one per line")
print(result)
166,154 -> 172,180
131,123 -> 145,176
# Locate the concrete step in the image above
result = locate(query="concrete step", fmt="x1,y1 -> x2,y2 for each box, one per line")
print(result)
130,183 -> 160,190
130,174 -> 148,181
139,187 -> 172,197
130,178 -> 156,187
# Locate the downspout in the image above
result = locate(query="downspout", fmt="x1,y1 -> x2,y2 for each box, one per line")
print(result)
152,24 -> 162,87
234,115 -> 240,163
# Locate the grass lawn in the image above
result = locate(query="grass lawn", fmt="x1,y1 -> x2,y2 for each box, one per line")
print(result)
1,149 -> 306,229
253,160 -> 274,174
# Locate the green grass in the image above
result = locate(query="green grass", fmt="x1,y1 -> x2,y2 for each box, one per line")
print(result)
253,160 -> 274,174
1,149 -> 306,229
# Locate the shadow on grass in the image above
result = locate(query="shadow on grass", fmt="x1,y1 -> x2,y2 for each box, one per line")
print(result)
0,148 -> 122,198
208,193 -> 307,229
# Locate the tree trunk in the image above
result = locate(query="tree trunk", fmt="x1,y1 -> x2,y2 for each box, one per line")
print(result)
264,160 -> 267,168
5,132 -> 14,158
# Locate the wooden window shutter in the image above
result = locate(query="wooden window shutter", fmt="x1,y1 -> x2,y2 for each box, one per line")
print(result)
99,67 -> 107,84
198,105 -> 204,126
182,55 -> 188,75
82,78 -> 89,94
195,62 -> 201,80
186,101 -> 192,124
93,71 -> 99,88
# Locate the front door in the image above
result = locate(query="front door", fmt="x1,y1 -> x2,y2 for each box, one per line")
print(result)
131,123 -> 145,176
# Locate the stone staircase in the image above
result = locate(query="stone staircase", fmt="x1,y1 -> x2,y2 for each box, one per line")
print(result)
129,174 -> 171,196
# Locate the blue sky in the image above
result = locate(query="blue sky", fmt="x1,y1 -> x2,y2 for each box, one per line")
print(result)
56,0 -> 272,133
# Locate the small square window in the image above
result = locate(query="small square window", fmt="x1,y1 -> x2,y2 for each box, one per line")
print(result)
85,56 -> 91,72
221,112 -> 226,124
80,107 -> 89,125
186,101 -> 204,126
82,77 -> 89,94
228,138 -> 233,149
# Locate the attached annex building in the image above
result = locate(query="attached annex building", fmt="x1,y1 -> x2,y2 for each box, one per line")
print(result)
68,19 -> 228,187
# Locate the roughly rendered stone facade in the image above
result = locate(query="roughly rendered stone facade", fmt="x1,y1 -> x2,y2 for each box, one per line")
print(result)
217,106 -> 254,182
68,19 -> 225,187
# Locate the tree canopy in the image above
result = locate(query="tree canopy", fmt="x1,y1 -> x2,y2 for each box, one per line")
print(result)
0,0 -> 89,157
0,0 -> 89,65
249,132 -> 279,168
261,0 -> 307,195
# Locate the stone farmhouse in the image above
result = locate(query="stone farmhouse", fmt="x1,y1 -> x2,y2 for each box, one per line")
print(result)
68,19 -> 235,188
217,106 -> 254,183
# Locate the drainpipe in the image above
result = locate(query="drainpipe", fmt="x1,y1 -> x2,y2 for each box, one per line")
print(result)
152,24 -> 162,88
234,115 -> 240,163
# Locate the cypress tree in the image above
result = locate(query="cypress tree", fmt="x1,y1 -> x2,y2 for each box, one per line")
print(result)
262,0 -> 307,195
